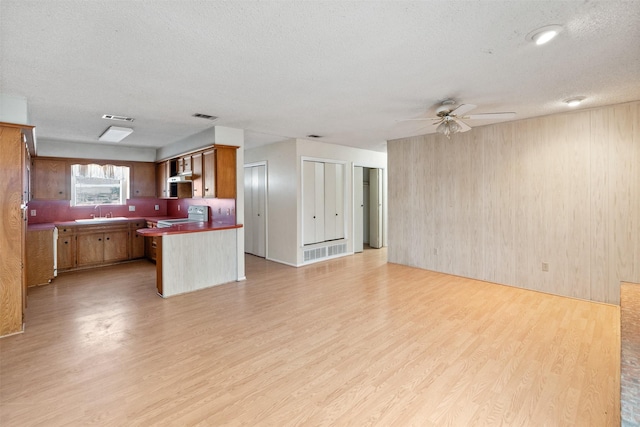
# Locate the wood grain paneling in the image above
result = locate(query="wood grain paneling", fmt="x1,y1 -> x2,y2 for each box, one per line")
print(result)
161,229 -> 237,297
26,229 -> 54,287
389,101 -> 640,304
0,125 -> 25,336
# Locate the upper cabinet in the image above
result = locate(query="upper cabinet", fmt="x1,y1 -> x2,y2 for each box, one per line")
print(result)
156,161 -> 170,199
173,145 -> 237,200
191,152 -> 203,198
131,162 -> 156,198
32,158 -> 69,200
214,145 -> 237,199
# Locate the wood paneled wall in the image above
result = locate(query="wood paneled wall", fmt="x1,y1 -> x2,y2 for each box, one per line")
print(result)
388,101 -> 640,304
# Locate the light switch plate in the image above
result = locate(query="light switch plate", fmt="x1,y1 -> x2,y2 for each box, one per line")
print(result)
30,210 -> 36,216
128,205 -> 135,211
155,205 -> 159,211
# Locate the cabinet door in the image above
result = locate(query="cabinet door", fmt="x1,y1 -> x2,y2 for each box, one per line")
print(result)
26,229 -> 54,286
130,221 -> 146,259
191,153 -> 203,198
77,234 -> 104,266
215,146 -> 237,199
131,162 -> 156,198
182,156 -> 191,173
156,161 -> 170,199
104,230 -> 129,262
203,150 -> 215,198
32,158 -> 68,200
57,235 -> 76,271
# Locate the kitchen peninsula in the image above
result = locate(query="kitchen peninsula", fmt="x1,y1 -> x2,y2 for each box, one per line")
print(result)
137,222 -> 242,297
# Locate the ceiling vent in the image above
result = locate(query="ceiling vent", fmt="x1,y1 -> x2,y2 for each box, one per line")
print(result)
193,113 -> 218,120
307,134 -> 322,138
102,114 -> 134,122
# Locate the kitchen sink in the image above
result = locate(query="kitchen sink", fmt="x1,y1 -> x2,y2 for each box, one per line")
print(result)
75,216 -> 129,223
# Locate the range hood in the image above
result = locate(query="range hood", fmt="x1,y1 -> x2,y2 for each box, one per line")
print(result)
168,171 -> 192,183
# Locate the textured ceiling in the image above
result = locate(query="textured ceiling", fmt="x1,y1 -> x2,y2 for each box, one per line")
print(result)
1,1 -> 639,153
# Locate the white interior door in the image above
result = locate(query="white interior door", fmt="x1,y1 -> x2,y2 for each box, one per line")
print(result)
354,166 -> 363,253
369,168 -> 383,249
244,164 -> 267,257
244,166 -> 254,253
252,165 -> 266,257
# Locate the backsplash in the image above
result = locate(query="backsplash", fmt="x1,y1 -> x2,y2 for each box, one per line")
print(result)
28,197 -> 236,225
28,198 -> 168,224
167,198 -> 236,225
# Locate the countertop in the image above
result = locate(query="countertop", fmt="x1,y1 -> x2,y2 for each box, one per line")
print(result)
136,222 -> 242,236
26,216 -> 219,231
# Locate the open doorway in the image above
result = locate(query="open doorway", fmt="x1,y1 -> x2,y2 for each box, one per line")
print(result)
354,166 -> 383,252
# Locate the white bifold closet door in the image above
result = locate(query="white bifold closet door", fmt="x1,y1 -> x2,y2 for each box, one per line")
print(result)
303,160 -> 344,245
303,161 -> 325,245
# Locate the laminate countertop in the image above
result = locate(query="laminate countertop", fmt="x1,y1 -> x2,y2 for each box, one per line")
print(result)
136,222 -> 242,236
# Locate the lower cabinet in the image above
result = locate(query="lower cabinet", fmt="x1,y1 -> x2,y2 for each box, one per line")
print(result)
57,220 -> 147,272
77,225 -> 129,267
130,220 -> 146,259
57,226 -> 77,271
26,229 -> 55,287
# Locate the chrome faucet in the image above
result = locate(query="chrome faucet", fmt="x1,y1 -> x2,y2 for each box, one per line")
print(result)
94,204 -> 102,218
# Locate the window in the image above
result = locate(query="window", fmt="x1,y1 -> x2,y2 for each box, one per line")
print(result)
70,164 -> 130,206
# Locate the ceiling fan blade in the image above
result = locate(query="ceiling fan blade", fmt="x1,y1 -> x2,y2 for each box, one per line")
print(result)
465,112 -> 516,120
450,104 -> 477,116
453,118 -> 472,132
402,117 -> 441,121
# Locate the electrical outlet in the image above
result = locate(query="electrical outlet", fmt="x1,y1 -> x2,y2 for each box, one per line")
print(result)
542,262 -> 549,272
177,205 -> 181,211
154,205 -> 159,211
129,205 -> 135,211
434,248 -> 438,255
226,208 -> 230,215
30,209 -> 36,216
218,208 -> 221,214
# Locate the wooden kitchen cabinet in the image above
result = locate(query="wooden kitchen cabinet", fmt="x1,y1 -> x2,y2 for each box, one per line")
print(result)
103,230 -> 129,262
214,145 -> 237,199
191,152 -> 203,198
57,229 -> 76,271
201,146 -> 237,199
32,157 -> 68,200
203,149 -> 215,198
0,122 -> 33,337
156,161 -> 170,199
75,223 -> 129,267
129,220 -> 146,259
27,228 -> 55,287
131,162 -> 156,198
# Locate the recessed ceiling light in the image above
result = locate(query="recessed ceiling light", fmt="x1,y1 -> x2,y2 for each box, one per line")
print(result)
564,97 -> 586,107
526,25 -> 563,45
98,126 -> 133,142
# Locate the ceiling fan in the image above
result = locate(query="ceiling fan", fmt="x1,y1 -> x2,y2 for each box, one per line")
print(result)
407,99 -> 516,138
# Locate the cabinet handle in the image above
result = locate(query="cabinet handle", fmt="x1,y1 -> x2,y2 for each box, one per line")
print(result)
64,241 -> 68,244
98,238 -> 102,241
106,237 -> 110,240
58,191 -> 63,194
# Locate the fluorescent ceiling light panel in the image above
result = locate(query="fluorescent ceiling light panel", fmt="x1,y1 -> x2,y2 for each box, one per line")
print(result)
98,126 -> 133,142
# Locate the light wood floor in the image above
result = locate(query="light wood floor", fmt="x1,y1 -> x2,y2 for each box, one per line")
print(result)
1,249 -> 620,426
